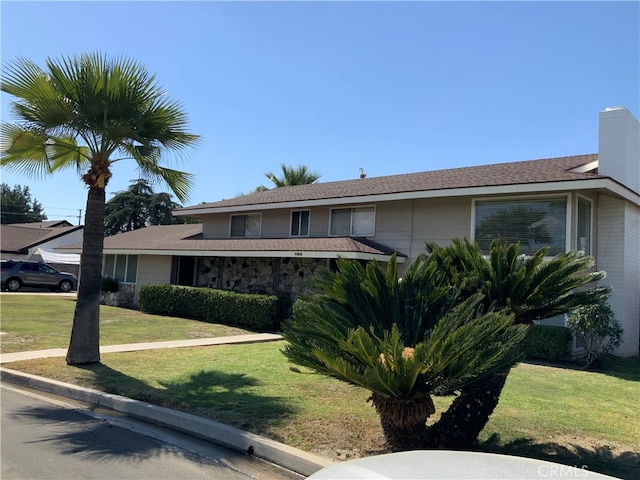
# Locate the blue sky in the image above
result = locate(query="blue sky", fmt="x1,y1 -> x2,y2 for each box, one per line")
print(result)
1,1 -> 638,224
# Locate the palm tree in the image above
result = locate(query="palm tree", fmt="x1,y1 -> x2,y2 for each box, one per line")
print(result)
282,255 -> 527,450
1,53 -> 199,365
422,239 -> 610,448
256,164 -> 321,191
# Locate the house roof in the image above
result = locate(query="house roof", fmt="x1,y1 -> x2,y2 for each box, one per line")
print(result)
59,224 -> 405,262
1,222 -> 83,254
54,152 -> 637,262
12,220 -> 75,228
176,154 -> 606,214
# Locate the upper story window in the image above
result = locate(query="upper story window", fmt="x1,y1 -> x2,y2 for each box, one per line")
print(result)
291,210 -> 310,236
474,196 -> 567,255
230,213 -> 261,238
330,206 -> 375,236
577,196 -> 592,255
103,254 -> 138,283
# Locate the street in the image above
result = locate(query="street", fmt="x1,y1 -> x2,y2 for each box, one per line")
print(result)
1,383 -> 303,480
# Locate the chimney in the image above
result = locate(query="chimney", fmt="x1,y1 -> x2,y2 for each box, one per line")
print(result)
598,106 -> 640,194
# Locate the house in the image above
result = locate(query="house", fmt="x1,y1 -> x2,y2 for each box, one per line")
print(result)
60,107 -> 639,357
1,220 -> 83,276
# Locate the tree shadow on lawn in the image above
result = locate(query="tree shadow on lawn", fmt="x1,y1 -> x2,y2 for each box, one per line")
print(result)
479,434 -> 639,479
75,363 -> 298,434
523,356 -> 640,383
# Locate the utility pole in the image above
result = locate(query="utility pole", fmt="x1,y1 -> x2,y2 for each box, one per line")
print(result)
77,209 -> 83,225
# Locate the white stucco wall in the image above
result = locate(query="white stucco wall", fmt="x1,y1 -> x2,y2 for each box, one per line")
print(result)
599,107 -> 640,194
408,197 -> 472,261
137,255 -> 172,285
596,194 -> 640,357
134,255 -> 173,306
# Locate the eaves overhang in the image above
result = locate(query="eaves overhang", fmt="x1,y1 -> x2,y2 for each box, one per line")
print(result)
0,248 -> 28,255
82,248 -> 404,263
174,178 -> 639,216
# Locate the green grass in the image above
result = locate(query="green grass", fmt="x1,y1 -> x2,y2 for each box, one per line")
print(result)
1,295 -> 639,478
0,295 -> 251,353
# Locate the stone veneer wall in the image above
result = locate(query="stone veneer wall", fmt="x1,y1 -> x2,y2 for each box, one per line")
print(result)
195,256 -> 325,297
99,283 -> 136,308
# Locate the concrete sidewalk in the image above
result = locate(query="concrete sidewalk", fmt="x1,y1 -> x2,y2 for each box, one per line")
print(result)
0,333 -> 283,364
0,334 -> 334,477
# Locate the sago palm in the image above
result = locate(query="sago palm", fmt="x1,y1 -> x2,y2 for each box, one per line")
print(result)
1,53 -> 199,364
282,255 -> 527,450
422,238 -> 610,448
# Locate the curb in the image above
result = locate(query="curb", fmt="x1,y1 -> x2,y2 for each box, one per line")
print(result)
1,367 -> 333,477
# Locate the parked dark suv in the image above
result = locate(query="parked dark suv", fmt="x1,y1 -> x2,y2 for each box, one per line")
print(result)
1,260 -> 78,292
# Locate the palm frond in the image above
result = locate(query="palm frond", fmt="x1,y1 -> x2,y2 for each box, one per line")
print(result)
1,117 -> 93,182
426,238 -> 609,324
283,254 -> 527,403
2,52 -> 199,185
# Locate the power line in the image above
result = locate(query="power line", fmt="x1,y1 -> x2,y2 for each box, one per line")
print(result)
1,209 -> 83,225
41,207 -> 83,211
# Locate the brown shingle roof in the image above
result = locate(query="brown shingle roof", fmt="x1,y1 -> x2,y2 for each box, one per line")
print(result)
11,220 -> 74,228
60,224 -> 402,258
178,154 -> 600,211
1,223 -> 83,253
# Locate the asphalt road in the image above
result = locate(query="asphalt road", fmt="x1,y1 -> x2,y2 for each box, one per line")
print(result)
1,384 -> 303,480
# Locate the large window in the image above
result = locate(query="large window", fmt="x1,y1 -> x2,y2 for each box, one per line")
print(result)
103,254 -> 138,283
577,196 -> 592,255
330,206 -> 375,236
474,196 -> 567,255
291,210 -> 310,236
230,213 -> 261,238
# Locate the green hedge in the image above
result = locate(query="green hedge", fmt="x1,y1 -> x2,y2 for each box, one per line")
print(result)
138,285 -> 291,332
522,324 -> 573,362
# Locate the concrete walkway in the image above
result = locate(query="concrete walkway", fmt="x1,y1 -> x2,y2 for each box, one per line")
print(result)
0,333 -> 283,364
0,334 -> 333,477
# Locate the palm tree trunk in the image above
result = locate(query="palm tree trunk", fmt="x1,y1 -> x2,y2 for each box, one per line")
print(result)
369,393 -> 435,451
422,370 -> 510,449
66,186 -> 105,365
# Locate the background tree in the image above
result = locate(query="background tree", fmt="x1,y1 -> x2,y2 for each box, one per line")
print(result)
1,52 -> 199,365
255,164 -> 321,191
422,239 -> 610,449
104,179 -> 198,236
283,255 -> 527,450
0,183 -> 47,223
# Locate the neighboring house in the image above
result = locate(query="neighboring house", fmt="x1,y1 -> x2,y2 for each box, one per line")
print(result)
59,107 -> 640,357
1,220 -> 83,276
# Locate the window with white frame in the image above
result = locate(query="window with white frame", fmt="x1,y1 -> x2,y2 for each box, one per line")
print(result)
577,196 -> 592,255
103,254 -> 138,283
330,206 -> 375,236
230,213 -> 261,238
474,196 -> 567,255
291,210 -> 310,236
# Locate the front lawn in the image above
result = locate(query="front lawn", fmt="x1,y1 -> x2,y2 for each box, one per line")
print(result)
1,295 -> 638,478
0,295 -> 251,353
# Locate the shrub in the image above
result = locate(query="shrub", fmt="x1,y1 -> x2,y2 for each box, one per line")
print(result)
567,302 -> 623,368
522,324 -> 572,362
138,285 -> 291,331
101,277 -> 120,293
